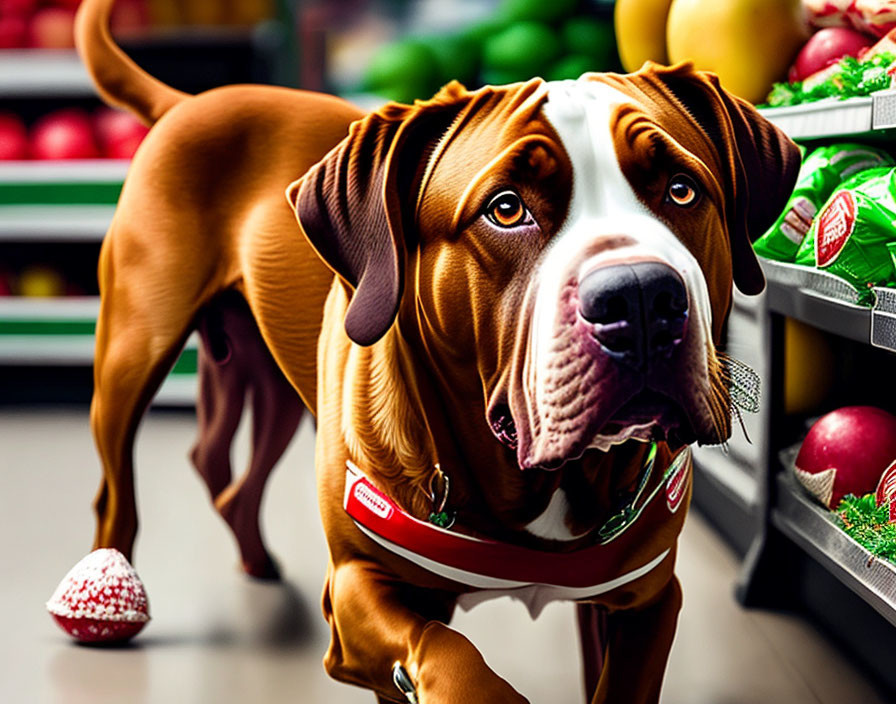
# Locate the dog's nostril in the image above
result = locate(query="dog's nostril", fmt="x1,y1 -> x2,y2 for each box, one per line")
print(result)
578,262 -> 688,368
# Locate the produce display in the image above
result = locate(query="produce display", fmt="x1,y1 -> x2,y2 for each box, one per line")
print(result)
614,0 -> 674,71
787,26 -> 874,83
754,143 -> 894,262
665,0 -> 810,105
793,406 -> 896,509
764,20 -> 896,107
793,166 -> 896,303
0,107 -> 147,160
0,0 -> 272,47
0,0 -> 150,48
363,0 -> 620,104
790,406 -> 896,564
805,0 -> 896,38
765,50 -> 894,107
617,0 -> 812,104
835,492 -> 896,563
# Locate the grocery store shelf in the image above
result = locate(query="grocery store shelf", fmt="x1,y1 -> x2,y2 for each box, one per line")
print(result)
0,296 -> 197,406
0,50 -> 94,96
0,160 -> 127,210
759,97 -> 874,140
872,287 -> 896,352
761,259 -> 896,353
759,91 -> 896,140
0,205 -> 113,241
772,471 -> 896,627
761,259 -> 870,342
0,160 -> 130,182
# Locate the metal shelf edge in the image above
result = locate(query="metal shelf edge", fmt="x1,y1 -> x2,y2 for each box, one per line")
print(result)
772,472 -> 896,627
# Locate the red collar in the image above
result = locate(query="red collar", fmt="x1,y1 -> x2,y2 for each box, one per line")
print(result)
343,446 -> 690,606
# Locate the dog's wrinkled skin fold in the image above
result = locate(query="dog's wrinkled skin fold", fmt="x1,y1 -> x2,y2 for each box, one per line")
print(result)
74,1 -> 800,702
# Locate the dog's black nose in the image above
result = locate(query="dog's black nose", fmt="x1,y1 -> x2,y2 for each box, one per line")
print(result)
578,262 -> 688,370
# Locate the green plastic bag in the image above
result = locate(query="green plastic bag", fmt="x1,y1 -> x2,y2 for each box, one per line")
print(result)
754,143 -> 894,262
794,166 -> 896,304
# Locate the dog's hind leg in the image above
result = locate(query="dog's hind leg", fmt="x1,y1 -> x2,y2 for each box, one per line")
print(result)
90,235 -> 214,560
214,335 -> 304,580
190,302 -> 247,501
189,291 -> 303,579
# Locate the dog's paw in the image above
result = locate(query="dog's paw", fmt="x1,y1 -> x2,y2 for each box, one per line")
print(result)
47,548 -> 149,643
241,553 -> 282,581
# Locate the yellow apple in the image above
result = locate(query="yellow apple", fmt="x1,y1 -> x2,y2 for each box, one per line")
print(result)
615,0 -> 675,72
667,0 -> 810,104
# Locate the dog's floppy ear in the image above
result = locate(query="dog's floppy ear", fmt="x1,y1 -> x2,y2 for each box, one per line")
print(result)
641,62 -> 801,295
287,85 -> 470,346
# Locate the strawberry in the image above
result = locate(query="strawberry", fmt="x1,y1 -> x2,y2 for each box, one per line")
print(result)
47,548 -> 150,643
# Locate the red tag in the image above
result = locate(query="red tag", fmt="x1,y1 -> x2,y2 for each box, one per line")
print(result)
666,451 -> 690,513
353,481 -> 394,520
875,459 -> 896,507
815,191 -> 856,267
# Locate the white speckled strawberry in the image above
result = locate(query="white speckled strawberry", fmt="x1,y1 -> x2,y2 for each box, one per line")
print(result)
46,548 -> 150,643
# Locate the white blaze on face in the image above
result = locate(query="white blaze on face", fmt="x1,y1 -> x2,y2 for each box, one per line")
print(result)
528,79 -> 715,445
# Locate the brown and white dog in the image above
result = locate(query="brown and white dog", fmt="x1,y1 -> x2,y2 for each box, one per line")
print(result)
63,1 -> 800,702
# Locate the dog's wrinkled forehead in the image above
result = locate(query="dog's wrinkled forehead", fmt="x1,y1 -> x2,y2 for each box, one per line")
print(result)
541,79 -> 647,220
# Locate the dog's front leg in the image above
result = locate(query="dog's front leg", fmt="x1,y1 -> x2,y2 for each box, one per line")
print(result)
589,576 -> 682,704
323,561 -> 530,703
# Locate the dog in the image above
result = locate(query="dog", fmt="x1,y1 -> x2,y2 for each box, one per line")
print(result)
66,0 -> 800,701
190,290 -> 304,579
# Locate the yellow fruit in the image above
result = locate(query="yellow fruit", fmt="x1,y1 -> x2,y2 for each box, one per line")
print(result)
18,266 -> 65,298
667,0 -> 810,104
615,0 -> 675,73
784,318 -> 834,415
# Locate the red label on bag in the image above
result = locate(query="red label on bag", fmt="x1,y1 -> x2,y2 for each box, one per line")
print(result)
875,460 -> 896,507
816,191 -> 856,267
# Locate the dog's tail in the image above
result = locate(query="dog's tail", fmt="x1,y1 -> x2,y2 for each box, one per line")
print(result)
75,0 -> 188,126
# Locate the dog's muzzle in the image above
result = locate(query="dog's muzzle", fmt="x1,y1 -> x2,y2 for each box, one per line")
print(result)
577,261 -> 688,372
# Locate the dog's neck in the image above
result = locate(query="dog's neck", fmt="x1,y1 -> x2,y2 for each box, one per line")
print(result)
327,288 -> 649,548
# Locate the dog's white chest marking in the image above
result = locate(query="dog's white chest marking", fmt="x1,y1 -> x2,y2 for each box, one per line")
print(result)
524,488 -> 587,541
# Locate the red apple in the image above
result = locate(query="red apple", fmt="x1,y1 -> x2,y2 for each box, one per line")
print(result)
0,0 -> 40,16
49,0 -> 84,9
94,107 -> 149,159
0,15 -> 28,48
0,112 -> 29,160
28,6 -> 76,49
789,27 -> 874,83
794,406 -> 896,508
30,109 -> 99,160
111,0 -> 149,36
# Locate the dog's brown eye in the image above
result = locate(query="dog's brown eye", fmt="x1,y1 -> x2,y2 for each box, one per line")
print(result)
486,191 -> 528,228
667,175 -> 700,207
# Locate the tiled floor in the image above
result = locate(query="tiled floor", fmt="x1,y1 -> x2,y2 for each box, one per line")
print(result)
0,408 -> 888,703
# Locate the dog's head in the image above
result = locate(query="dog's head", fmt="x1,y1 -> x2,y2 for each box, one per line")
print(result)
288,63 -> 799,472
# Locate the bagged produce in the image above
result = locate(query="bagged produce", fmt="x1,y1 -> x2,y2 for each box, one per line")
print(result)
754,143 -> 893,261
806,0 -> 896,37
794,166 -> 896,302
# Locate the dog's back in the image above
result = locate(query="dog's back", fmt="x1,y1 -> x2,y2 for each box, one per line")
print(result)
76,0 -> 362,554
